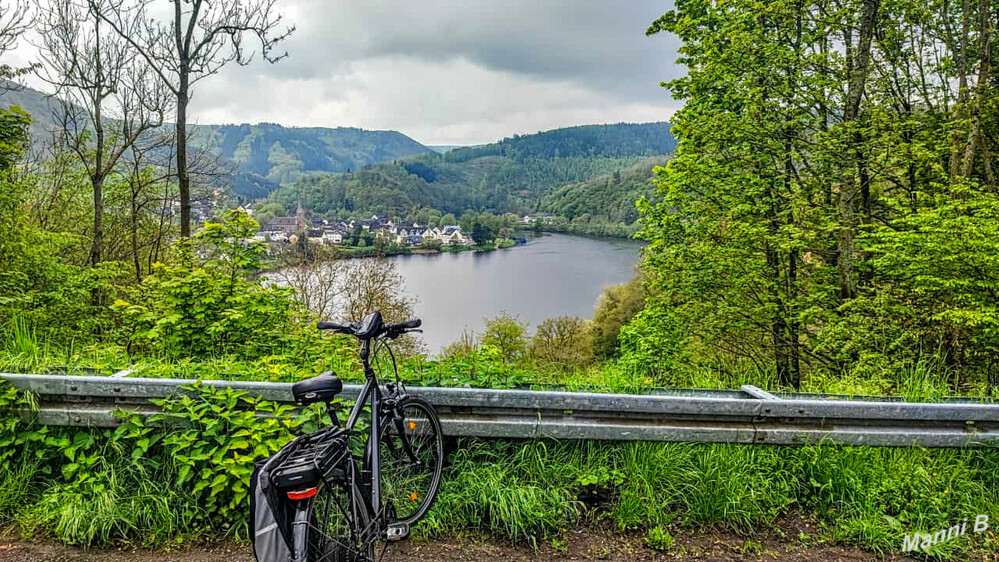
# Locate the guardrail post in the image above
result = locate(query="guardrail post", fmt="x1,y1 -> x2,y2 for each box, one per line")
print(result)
740,385 -> 780,401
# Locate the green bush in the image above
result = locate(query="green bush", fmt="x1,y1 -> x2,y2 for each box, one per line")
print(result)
113,211 -> 322,361
2,382 -> 324,546
481,313 -> 528,364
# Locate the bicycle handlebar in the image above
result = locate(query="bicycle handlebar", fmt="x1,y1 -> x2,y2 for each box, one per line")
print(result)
317,321 -> 354,334
317,317 -> 421,339
384,319 -> 421,331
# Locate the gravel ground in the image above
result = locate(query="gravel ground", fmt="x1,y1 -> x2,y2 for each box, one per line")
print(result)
2,520 -> 995,562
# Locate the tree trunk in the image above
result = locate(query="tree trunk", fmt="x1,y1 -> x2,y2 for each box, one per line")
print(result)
91,175 -> 104,266
959,0 -> 991,178
836,0 -> 878,301
177,79 -> 191,238
130,185 -> 141,281
949,0 -> 972,179
788,249 -> 801,389
90,98 -> 105,267
767,240 -> 791,387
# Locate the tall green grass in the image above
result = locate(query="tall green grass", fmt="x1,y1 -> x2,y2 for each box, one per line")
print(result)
422,439 -> 999,557
0,454 -> 38,522
17,461 -> 202,547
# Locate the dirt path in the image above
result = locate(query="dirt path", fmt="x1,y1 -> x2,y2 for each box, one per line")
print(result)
0,526 -> 964,562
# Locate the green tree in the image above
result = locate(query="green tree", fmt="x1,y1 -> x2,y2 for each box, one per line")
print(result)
113,210 -> 311,359
482,313 -> 528,364
638,0 -> 999,390
530,316 -> 593,369
590,274 -> 648,359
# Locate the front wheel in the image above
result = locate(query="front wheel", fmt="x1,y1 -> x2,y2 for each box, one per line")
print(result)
379,396 -> 444,525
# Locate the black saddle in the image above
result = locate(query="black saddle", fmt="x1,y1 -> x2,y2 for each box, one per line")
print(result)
292,371 -> 343,406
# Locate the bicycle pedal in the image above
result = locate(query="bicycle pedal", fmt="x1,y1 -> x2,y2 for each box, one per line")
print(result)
384,522 -> 410,541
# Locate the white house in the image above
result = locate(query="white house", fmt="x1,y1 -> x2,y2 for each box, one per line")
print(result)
428,225 -> 471,246
323,230 -> 344,245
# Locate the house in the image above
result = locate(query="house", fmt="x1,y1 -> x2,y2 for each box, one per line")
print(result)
402,235 -> 424,246
263,216 -> 300,234
392,223 -> 428,244
522,212 -> 557,225
429,225 -> 470,246
322,225 -> 346,245
264,201 -> 311,234
358,215 -> 391,231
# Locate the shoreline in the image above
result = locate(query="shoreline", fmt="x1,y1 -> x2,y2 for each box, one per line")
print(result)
261,237 -> 521,269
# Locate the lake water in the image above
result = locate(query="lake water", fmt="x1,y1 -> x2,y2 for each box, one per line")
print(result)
391,232 -> 643,353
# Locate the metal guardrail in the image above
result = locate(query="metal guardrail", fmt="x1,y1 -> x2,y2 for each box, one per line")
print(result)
2,373 -> 998,448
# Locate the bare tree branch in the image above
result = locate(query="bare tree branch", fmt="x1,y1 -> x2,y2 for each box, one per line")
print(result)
92,0 -> 294,238
34,0 -> 172,266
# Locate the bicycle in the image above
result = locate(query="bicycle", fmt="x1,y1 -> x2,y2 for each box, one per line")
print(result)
251,311 -> 444,562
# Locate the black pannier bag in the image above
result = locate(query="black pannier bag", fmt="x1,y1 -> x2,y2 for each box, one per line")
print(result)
251,429 -> 350,562
250,444 -> 299,562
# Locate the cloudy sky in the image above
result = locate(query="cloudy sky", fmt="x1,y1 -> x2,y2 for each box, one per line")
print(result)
10,0 -> 682,146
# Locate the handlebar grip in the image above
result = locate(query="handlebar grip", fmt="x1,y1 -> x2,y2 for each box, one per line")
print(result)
317,321 -> 350,333
382,318 -> 422,337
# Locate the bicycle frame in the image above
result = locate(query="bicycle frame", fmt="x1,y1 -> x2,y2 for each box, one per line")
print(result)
290,336 -> 398,561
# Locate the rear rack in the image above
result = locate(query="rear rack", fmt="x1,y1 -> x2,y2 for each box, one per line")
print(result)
271,426 -> 350,489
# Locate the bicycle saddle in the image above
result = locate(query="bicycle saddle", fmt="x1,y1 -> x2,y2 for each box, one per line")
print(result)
292,371 -> 343,406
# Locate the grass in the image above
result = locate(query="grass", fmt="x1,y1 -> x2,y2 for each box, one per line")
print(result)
0,454 -> 38,521
18,470 -> 198,547
421,440 -> 999,557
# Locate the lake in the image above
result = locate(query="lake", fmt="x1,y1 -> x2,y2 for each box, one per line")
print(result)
390,232 -> 643,354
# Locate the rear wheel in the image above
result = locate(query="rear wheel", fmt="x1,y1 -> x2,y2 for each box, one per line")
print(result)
307,478 -> 372,562
378,396 -> 444,525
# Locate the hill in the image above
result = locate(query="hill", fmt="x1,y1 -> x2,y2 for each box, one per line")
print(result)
268,122 -> 675,217
0,83 -> 434,197
0,82 -> 64,143
188,123 -> 433,184
536,157 -> 666,236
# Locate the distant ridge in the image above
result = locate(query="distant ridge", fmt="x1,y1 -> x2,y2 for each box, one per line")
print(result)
428,145 -> 465,154
268,122 -> 676,217
0,82 -> 434,196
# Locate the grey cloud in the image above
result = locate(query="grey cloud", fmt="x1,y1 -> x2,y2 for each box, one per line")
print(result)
258,0 -> 680,101
16,0 -> 683,145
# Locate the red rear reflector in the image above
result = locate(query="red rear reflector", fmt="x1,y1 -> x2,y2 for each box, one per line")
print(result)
287,487 -> 318,500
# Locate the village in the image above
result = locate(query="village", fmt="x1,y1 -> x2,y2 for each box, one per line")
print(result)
250,203 -> 476,249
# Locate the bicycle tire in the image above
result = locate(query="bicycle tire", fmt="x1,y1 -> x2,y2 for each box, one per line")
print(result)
378,396 -> 444,525
307,477 -> 372,562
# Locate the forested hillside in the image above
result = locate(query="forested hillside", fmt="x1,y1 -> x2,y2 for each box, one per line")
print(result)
189,122 -> 433,183
538,157 -> 665,234
268,123 -> 675,217
443,122 -> 674,161
0,83 -> 433,194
